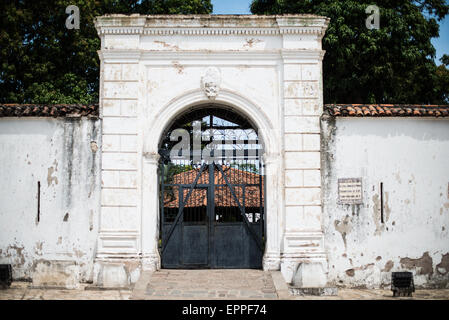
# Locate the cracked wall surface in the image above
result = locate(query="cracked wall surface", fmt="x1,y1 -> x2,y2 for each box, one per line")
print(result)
0,118 -> 101,283
322,117 -> 449,288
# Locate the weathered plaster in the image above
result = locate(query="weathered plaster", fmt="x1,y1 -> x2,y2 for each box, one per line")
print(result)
322,117 -> 449,288
94,14 -> 329,288
0,118 -> 101,283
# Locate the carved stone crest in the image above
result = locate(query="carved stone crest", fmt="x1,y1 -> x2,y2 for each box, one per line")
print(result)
201,67 -> 221,100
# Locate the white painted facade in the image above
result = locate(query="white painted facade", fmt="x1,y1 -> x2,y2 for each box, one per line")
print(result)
93,14 -> 329,287
322,117 -> 449,288
0,118 -> 101,287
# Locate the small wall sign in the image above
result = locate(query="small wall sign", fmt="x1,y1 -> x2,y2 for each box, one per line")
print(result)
338,178 -> 363,204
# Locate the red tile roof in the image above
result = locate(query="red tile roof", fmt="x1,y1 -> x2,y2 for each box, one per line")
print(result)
3,103 -> 447,118
0,104 -> 99,118
325,104 -> 449,117
164,166 -> 264,208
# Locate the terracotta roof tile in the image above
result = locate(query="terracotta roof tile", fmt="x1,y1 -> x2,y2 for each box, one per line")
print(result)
164,166 -> 264,208
0,104 -> 99,118
325,104 -> 449,117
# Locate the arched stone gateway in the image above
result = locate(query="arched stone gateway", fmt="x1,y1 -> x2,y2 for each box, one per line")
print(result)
93,14 -> 329,288
140,91 -> 283,274
158,105 -> 266,269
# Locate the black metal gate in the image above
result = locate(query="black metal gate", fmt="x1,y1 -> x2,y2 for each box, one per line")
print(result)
158,107 -> 265,269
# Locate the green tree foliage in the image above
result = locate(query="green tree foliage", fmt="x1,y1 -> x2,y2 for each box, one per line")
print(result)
230,162 -> 259,174
0,0 -> 212,104
251,0 -> 449,104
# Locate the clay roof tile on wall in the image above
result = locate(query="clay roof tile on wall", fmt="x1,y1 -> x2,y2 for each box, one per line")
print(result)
0,104 -> 99,118
325,104 -> 449,118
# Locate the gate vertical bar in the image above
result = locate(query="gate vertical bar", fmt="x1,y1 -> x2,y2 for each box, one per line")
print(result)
160,162 -> 164,246
208,163 -> 215,268
259,160 -> 264,239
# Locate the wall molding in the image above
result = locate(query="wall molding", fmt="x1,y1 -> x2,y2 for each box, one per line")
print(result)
95,15 -> 329,37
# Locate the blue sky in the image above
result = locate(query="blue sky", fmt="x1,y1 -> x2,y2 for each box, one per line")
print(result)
433,17 -> 449,64
211,0 -> 449,64
212,0 -> 251,14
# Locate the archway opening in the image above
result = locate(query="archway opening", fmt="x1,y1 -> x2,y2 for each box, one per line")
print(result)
158,104 -> 266,269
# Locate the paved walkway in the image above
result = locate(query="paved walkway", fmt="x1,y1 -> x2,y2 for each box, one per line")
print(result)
292,288 -> 449,300
132,269 -> 278,300
1,269 -> 449,300
0,282 -> 132,300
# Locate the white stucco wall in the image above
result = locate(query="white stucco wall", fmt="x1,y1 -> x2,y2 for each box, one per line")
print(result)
322,117 -> 449,288
0,118 -> 101,285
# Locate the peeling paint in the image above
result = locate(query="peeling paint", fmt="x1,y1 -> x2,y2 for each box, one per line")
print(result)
172,61 -> 184,74
63,120 -> 75,209
384,192 -> 391,222
322,104 -> 449,289
89,210 -> 94,231
372,194 -> 384,235
436,253 -> 449,275
0,118 -> 101,283
383,260 -> 394,272
345,263 -> 375,277
5,245 -> 26,266
348,204 -> 361,216
345,269 -> 355,277
153,40 -> 179,50
360,263 -> 374,270
334,215 -> 351,248
243,38 -> 263,48
74,249 -> 84,258
400,252 -> 433,276
90,141 -> 98,153
47,160 -> 58,187
34,241 -> 43,256
88,124 -> 99,200
31,260 -> 80,289
147,80 -> 158,93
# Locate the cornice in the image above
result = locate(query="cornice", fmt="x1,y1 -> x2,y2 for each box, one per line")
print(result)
97,27 -> 326,36
281,49 -> 326,61
98,50 -> 141,63
98,49 -> 326,63
95,14 -> 329,37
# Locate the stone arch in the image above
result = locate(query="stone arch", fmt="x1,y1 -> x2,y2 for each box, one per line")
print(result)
143,89 -> 279,157
141,89 -> 282,271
